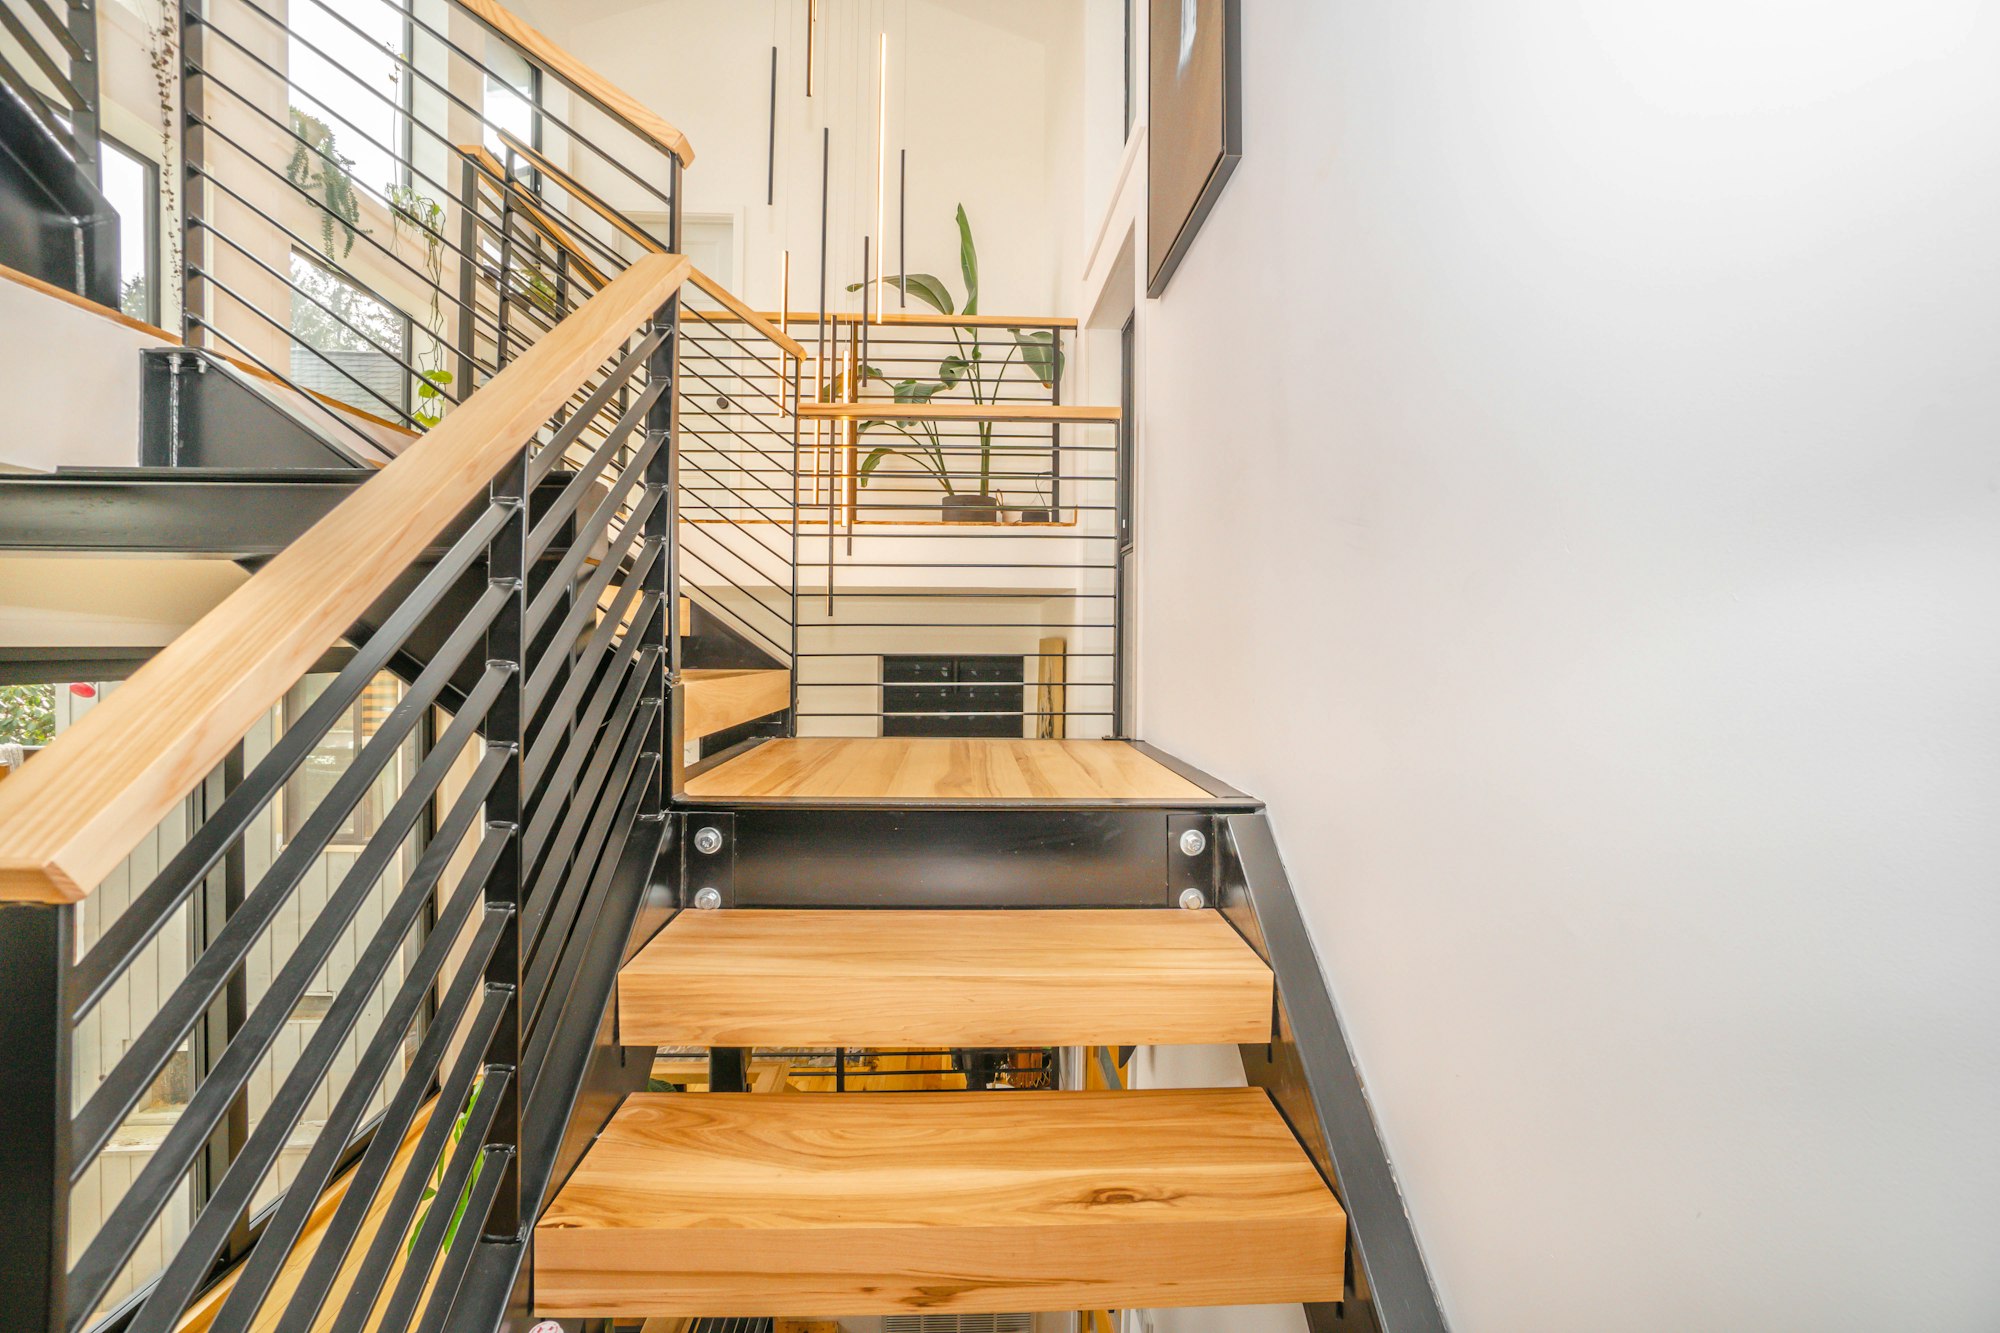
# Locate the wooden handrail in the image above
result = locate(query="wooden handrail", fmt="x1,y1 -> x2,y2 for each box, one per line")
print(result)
460,145 -> 612,290
484,131 -> 809,364
798,402 -> 1120,425
453,0 -> 695,168
0,252 -> 691,904
747,309 -> 1079,330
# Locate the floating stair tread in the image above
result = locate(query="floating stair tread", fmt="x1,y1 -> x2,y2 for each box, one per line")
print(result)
682,668 -> 789,740
533,1089 -> 1345,1318
619,908 -> 1274,1047
681,738 -> 1210,802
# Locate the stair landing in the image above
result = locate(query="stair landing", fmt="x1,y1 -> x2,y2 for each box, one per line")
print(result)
680,737 -> 1214,803
619,908 -> 1274,1048
533,1088 -> 1345,1319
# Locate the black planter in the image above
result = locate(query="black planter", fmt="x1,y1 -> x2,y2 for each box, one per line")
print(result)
942,492 -> 1001,524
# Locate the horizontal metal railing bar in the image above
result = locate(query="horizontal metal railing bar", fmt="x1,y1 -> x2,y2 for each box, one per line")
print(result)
67,586 -> 508,1178
127,743 -> 512,1333
0,4 -> 81,109
232,842 -> 513,1333
195,222 -> 467,412
373,1066 -> 511,1333
211,0 -> 675,216
522,526 -> 660,720
678,411 -> 797,474
185,313 -> 425,444
192,263 -> 420,427
680,345 -> 790,415
797,710 -> 1112,720
520,694 -> 656,1037
65,660 -> 512,1328
0,49 -> 80,156
22,0 -> 83,61
682,312 -> 790,379
675,464 -> 797,569
522,576 -> 660,791
527,330 -> 668,485
519,747 -> 657,1099
794,651 -> 1113,659
410,1144 -> 512,1333
524,442 -> 665,639
521,642 -> 659,871
319,984 -> 511,1333
527,380 -> 666,559
66,499 -> 510,1017
187,159 -> 507,351
676,550 -> 794,649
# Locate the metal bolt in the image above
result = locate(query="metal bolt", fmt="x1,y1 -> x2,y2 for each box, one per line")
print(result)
1178,887 -> 1207,910
692,887 -> 723,910
1178,828 -> 1207,857
692,825 -> 724,855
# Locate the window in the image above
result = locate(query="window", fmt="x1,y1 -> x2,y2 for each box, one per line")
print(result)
289,249 -> 411,419
99,137 -> 160,324
287,0 -> 411,200
483,44 -> 540,183
278,674 -> 404,846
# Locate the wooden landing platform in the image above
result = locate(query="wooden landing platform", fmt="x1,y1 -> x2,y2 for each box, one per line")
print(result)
680,738 -> 1216,804
534,1089 -> 1345,1319
619,908 -> 1274,1047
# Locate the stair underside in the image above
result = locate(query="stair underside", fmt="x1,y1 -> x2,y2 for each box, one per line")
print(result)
618,909 -> 1274,1047
534,1089 -> 1345,1319
682,667 -> 790,740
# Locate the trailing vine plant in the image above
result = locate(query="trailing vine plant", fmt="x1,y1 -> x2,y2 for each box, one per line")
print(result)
287,108 -> 364,260
389,184 -> 454,427
144,0 -> 180,314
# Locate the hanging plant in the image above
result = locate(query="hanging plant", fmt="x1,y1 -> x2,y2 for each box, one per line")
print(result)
390,184 -> 454,428
143,0 -> 181,305
286,108 -> 365,260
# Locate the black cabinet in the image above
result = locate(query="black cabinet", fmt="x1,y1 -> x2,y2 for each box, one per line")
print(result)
882,654 -> 1024,737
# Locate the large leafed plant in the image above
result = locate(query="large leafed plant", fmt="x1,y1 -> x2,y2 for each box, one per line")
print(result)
845,205 -> 1063,503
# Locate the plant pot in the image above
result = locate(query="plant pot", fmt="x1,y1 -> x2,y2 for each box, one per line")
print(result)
942,493 -> 1001,524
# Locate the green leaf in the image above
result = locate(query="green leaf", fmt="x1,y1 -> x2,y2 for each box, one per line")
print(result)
955,205 -> 979,317
1013,329 -> 1063,388
937,356 -> 969,388
846,273 -> 954,315
859,446 -> 895,482
892,379 -> 944,404
416,380 -> 439,400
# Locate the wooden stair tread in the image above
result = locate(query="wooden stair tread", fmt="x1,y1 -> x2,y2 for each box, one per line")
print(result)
533,1089 -> 1345,1318
680,738 -> 1211,802
682,668 -> 789,740
619,908 -> 1273,1047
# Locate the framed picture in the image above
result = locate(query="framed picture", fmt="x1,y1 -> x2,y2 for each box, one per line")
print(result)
1147,0 -> 1242,297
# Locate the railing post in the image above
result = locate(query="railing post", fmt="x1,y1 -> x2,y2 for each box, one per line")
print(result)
455,154 -> 480,394
66,0 -> 101,186
179,0 -> 206,347
480,446 -> 528,1242
648,287 -> 680,803
0,904 -> 75,1332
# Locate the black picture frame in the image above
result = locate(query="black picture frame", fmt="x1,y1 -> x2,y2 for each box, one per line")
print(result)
1146,0 -> 1241,297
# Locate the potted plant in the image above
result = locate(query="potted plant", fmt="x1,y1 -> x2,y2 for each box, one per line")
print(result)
847,205 -> 1064,522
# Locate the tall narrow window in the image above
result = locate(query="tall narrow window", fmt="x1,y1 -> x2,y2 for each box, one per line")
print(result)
287,0 -> 411,203
99,137 -> 160,324
483,44 -> 541,183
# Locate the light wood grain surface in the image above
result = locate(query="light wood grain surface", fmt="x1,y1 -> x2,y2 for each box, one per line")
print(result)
681,668 -> 790,741
798,401 -> 1119,425
619,909 -> 1273,1047
534,1089 -> 1344,1317
0,253 -> 690,902
453,0 -> 694,165
682,738 -> 1210,803
751,309 -> 1079,329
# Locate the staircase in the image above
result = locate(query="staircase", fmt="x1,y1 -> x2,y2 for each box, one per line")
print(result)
0,3 -> 1448,1332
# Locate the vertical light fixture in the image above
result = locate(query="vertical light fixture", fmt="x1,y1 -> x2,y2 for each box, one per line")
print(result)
875,27 -> 889,323
805,0 -> 818,96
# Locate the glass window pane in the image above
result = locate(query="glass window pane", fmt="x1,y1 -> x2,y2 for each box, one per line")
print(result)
98,140 -> 157,324
290,250 -> 410,417
287,0 -> 410,201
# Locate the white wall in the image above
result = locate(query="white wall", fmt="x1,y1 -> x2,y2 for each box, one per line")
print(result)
509,0 -> 1083,316
0,278 -> 157,471
1115,2 -> 2000,1330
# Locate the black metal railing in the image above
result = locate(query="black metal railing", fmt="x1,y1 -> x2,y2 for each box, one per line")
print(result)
0,0 -> 100,176
179,0 -> 683,438
0,269 -> 681,1333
